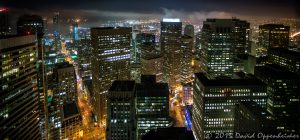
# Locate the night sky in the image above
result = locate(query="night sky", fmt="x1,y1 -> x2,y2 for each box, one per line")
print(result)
1,0 -> 300,26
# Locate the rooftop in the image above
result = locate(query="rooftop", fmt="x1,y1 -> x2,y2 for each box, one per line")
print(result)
255,64 -> 300,79
63,101 -> 80,119
109,80 -> 135,91
195,73 -> 266,87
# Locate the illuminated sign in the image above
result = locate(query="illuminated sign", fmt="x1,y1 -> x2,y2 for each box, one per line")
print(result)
162,18 -> 181,22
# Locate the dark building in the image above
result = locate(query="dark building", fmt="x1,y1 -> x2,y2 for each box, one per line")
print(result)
91,27 -> 131,124
161,18 -> 182,88
255,64 -> 300,133
199,18 -> 250,78
181,35 -> 194,84
234,101 -> 275,135
142,127 -> 195,140
17,15 -> 44,37
0,35 -> 40,139
78,38 -> 92,79
61,101 -> 83,139
0,8 -> 11,35
106,80 -> 137,140
192,73 -> 267,140
259,24 -> 290,50
268,48 -> 300,75
136,75 -> 171,139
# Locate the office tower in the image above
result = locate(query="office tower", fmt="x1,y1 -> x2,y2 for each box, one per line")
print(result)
199,18 -> 250,78
131,63 -> 141,83
53,12 -> 60,36
131,27 -> 141,64
268,48 -> 300,74
0,35 -> 40,139
106,81 -> 137,140
78,38 -> 92,79
192,73 -> 267,140
259,24 -> 289,51
234,101 -> 275,135
61,101 -> 83,139
0,8 -> 11,35
53,62 -> 77,103
136,75 -> 171,138
16,14 -> 48,139
141,52 -> 164,83
161,18 -> 182,88
91,27 -> 131,125
142,127 -> 195,140
255,64 -> 300,133
181,35 -> 193,84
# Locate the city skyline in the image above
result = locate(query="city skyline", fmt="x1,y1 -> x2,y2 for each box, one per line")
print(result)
1,1 -> 300,140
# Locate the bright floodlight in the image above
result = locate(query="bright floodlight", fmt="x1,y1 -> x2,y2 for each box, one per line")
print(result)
162,18 -> 181,22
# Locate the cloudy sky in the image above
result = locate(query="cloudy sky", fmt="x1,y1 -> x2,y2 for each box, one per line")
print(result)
1,0 -> 300,26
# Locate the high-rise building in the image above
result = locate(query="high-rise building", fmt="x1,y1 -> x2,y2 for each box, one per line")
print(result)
199,18 -> 250,78
184,25 -> 194,38
255,64 -> 300,133
0,35 -> 40,139
0,8 -> 11,35
268,48 -> 300,75
161,18 -> 182,88
72,22 -> 79,42
141,52 -> 164,83
78,38 -> 92,79
91,27 -> 131,124
234,101 -> 275,135
258,24 -> 289,51
61,101 -> 83,139
136,75 -> 171,138
192,73 -> 267,140
17,15 -> 44,37
181,35 -> 194,84
106,81 -> 137,140
53,62 -> 77,103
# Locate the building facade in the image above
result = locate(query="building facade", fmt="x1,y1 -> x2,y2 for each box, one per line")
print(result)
0,35 -> 40,139
192,73 -> 267,140
255,64 -> 300,133
199,18 -> 250,78
106,81 -> 137,140
259,24 -> 289,50
91,27 -> 132,124
136,75 -> 170,139
161,18 -> 182,88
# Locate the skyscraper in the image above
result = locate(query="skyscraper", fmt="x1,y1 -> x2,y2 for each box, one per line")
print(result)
192,73 -> 267,140
91,27 -> 131,125
0,35 -> 40,139
181,35 -> 194,84
259,24 -> 290,50
199,18 -> 250,78
78,38 -> 92,79
161,18 -> 182,88
255,64 -> 300,133
53,12 -> 60,37
106,80 -> 137,140
136,75 -> 171,138
53,62 -> 77,103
